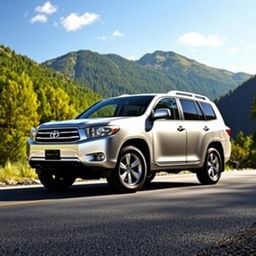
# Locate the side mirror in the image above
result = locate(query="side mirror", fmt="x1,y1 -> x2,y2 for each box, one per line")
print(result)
152,108 -> 171,120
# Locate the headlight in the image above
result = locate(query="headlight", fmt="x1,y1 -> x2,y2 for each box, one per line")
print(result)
30,127 -> 38,141
85,126 -> 119,139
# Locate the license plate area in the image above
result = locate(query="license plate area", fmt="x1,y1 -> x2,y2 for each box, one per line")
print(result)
45,150 -> 60,160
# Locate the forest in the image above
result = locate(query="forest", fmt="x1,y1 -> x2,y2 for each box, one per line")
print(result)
0,45 -> 101,169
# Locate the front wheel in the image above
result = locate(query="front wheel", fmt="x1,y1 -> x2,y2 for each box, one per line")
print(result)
37,169 -> 76,190
144,171 -> 156,185
197,148 -> 223,185
107,146 -> 148,193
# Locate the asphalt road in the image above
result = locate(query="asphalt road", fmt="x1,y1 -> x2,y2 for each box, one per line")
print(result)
0,170 -> 255,256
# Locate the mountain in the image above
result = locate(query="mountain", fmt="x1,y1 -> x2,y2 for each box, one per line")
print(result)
43,50 -> 251,100
217,76 -> 256,137
0,46 -> 101,122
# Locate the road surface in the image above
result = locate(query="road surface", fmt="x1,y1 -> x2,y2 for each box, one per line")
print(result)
0,170 -> 255,255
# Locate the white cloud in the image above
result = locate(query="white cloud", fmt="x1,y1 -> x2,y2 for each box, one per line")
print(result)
178,32 -> 225,47
228,48 -> 239,54
61,12 -> 100,32
112,30 -> 124,37
98,36 -> 107,41
35,1 -> 57,15
98,30 -> 124,41
30,14 -> 48,23
245,44 -> 256,52
124,56 -> 138,61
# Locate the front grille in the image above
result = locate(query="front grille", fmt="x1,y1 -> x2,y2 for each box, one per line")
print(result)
35,127 -> 80,143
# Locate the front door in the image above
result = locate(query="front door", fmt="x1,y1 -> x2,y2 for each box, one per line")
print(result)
152,97 -> 186,166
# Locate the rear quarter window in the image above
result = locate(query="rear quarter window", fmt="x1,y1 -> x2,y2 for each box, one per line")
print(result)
200,102 -> 216,120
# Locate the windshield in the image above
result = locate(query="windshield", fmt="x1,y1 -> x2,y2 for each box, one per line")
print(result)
78,96 -> 154,119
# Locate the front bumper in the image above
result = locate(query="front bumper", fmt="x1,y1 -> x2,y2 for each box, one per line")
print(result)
28,136 -> 117,170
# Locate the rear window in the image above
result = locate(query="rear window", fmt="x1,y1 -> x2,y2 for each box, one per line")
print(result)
200,102 -> 216,120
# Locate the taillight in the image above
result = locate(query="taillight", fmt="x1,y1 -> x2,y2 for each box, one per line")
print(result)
226,128 -> 231,136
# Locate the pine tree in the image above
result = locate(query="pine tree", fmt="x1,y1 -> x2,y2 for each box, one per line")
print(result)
251,94 -> 256,120
0,73 -> 39,164
39,85 -> 77,122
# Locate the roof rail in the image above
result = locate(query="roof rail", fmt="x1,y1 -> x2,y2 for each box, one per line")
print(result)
167,90 -> 209,101
118,94 -> 130,97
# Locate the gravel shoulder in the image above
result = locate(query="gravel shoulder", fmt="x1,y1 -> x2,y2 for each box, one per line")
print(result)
195,223 -> 256,255
0,178 -> 40,187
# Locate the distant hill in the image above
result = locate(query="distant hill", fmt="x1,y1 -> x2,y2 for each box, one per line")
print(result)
43,50 -> 251,100
217,76 -> 256,137
0,45 -> 101,122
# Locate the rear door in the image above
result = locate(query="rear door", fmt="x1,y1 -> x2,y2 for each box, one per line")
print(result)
179,99 -> 212,163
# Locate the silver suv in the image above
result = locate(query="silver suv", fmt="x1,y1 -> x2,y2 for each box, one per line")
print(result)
28,91 -> 231,192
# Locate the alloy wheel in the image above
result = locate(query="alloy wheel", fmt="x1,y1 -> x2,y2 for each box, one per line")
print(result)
207,152 -> 220,181
118,153 -> 143,187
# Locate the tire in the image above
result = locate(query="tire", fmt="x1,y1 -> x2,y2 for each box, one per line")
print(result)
107,146 -> 148,193
144,171 -> 156,185
197,148 -> 223,185
37,169 -> 76,190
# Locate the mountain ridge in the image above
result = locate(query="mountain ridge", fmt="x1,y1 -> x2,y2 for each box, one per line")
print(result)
43,49 -> 251,100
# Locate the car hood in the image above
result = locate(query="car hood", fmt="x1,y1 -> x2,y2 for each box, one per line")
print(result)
39,117 -> 136,129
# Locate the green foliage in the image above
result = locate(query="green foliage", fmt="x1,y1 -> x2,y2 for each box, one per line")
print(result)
0,161 -> 36,181
43,50 -> 251,100
228,131 -> 256,169
0,45 -> 101,165
0,72 -> 39,130
251,94 -> 256,120
0,72 -> 40,164
38,85 -> 76,122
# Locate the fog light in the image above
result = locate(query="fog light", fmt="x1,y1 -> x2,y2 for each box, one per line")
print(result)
97,153 -> 105,161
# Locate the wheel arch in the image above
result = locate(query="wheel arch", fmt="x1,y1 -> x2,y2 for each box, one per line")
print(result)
120,139 -> 151,171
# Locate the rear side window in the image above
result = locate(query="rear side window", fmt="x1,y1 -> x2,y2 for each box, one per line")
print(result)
154,98 -> 180,120
180,99 -> 202,120
200,102 -> 216,120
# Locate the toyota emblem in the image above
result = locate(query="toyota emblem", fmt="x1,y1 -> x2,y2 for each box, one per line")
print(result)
50,130 -> 60,139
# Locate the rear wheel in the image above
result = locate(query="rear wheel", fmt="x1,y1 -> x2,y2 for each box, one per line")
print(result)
107,146 -> 147,193
197,148 -> 222,185
37,169 -> 76,190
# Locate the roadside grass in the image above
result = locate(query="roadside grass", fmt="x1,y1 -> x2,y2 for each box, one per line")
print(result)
0,161 -> 37,181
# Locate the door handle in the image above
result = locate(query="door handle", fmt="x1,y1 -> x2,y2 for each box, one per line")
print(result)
204,126 -> 210,132
177,126 -> 185,132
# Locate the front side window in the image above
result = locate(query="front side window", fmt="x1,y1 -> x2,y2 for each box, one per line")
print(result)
180,99 -> 202,120
154,98 -> 180,120
200,102 -> 216,120
78,96 -> 154,119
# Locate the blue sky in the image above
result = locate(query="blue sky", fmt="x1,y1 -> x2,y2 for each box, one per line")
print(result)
1,0 -> 256,74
